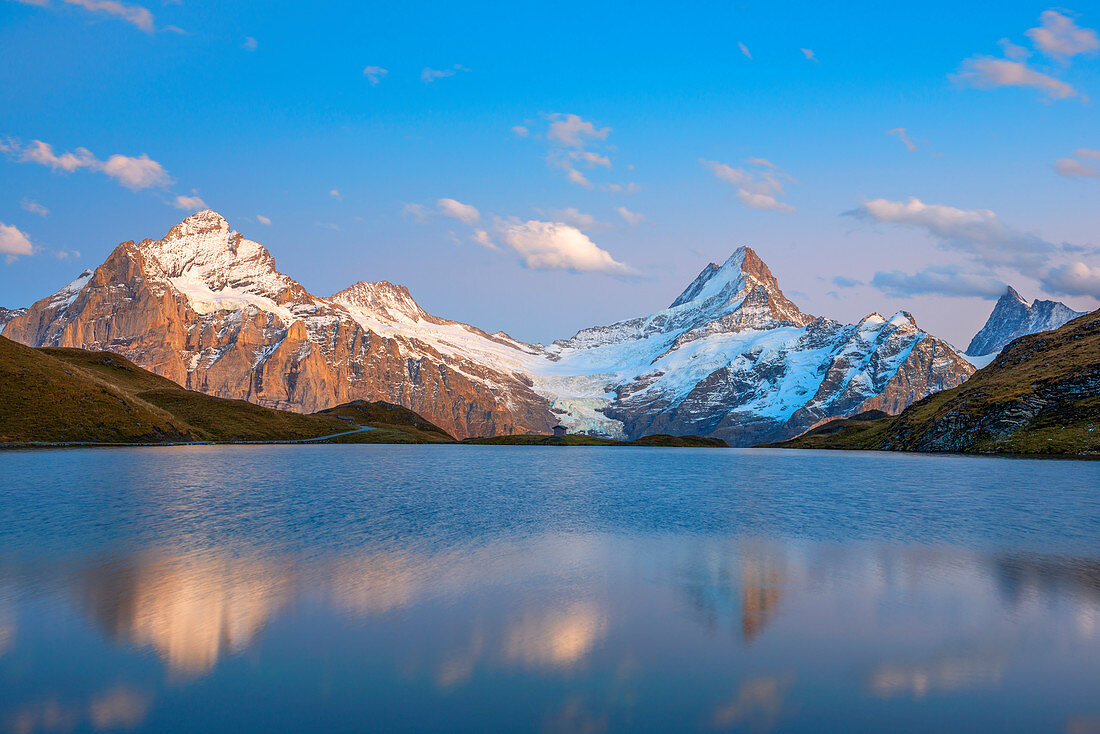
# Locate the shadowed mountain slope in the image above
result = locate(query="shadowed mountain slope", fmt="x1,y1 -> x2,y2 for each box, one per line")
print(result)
766,310 -> 1100,456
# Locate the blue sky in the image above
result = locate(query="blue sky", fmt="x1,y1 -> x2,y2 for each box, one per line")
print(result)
1,0 -> 1098,346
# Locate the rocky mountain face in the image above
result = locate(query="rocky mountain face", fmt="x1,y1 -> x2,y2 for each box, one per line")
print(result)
4,211 -> 975,444
2,212 -> 553,440
773,308 -> 1100,456
967,286 -> 1084,357
0,306 -> 27,329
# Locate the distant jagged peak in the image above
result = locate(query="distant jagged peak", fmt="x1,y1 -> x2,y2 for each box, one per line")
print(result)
966,284 -> 1085,356
330,279 -> 428,323
1002,285 -> 1029,306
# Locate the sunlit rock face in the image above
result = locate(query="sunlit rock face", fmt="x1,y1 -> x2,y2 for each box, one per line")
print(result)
2,211 -> 554,440
5,211 -> 974,444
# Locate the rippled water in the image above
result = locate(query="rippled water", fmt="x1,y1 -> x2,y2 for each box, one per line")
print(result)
1,446 -> 1098,733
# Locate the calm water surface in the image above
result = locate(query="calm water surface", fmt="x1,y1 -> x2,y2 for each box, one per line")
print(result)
1,446 -> 1099,733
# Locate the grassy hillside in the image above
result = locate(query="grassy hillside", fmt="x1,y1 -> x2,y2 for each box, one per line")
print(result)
315,400 -> 455,443
766,310 -> 1100,456
463,433 -> 728,447
1,337 -> 402,444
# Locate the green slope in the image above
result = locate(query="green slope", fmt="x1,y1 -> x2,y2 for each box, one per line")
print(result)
0,337 -> 430,444
314,400 -> 455,443
765,310 -> 1100,456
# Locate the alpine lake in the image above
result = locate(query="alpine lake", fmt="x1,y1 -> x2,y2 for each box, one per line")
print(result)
1,445 -> 1098,733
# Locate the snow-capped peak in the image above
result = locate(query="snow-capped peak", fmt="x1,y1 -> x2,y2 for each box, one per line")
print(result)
330,280 -> 428,323
1003,285 -> 1029,307
671,246 -> 763,308
47,268 -> 94,310
140,211 -> 292,297
888,311 -> 918,329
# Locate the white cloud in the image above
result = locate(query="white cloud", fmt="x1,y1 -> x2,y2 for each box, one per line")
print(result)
846,197 -> 1046,255
242,36 -> 257,51
20,199 -> 49,217
950,56 -> 1077,99
565,167 -> 591,188
437,198 -> 480,225
536,114 -> 617,188
570,150 -> 611,168
1040,261 -> 1100,297
495,219 -> 635,275
701,158 -> 796,213
316,222 -> 341,231
603,182 -> 639,194
1026,10 -> 1099,60
738,42 -> 752,59
1055,157 -> 1098,178
0,221 -> 34,258
172,194 -> 206,210
546,208 -> 606,230
998,38 -> 1031,60
871,266 -> 1007,299
887,127 -> 917,152
421,64 -> 469,83
511,125 -> 529,137
55,0 -> 155,31
737,189 -> 794,212
22,140 -> 97,171
615,206 -> 644,225
546,113 -> 610,148
1076,148 -> 1100,159
851,196 -> 1097,300
100,153 -> 170,189
800,48 -> 817,62
401,202 -> 430,223
329,188 -> 341,200
470,229 -> 496,249
256,214 -> 271,225
363,66 -> 387,85
6,139 -> 171,190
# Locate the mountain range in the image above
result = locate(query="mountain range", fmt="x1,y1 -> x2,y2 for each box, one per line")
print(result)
769,307 -> 1099,456
3,210 -> 980,444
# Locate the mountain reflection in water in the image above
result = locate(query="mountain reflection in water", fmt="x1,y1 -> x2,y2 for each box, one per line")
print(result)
0,444 -> 1098,732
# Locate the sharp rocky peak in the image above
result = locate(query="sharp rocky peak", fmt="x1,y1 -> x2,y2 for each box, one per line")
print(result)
966,285 -> 1085,356
1002,285 -> 1029,306
669,246 -> 780,309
